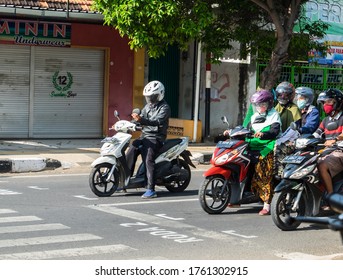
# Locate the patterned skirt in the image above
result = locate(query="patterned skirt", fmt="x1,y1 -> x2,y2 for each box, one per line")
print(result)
251,152 -> 275,204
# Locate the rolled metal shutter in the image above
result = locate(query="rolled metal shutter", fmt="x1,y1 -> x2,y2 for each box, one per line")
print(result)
32,46 -> 104,138
0,45 -> 30,138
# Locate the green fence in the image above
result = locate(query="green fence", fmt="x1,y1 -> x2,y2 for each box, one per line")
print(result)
257,63 -> 343,120
257,63 -> 343,94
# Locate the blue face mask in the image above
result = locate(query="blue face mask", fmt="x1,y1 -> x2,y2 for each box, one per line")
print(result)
297,99 -> 307,109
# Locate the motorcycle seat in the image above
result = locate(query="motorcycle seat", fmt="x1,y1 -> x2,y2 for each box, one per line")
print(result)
157,138 -> 182,155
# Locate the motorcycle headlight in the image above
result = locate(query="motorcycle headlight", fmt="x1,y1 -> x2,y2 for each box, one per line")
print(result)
214,153 -> 229,165
289,164 -> 316,179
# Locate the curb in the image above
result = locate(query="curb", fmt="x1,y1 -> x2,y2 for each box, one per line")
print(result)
0,153 -> 211,173
0,158 -> 61,173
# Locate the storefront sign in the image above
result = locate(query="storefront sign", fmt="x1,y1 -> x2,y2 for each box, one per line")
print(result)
305,0 -> 343,65
50,71 -> 77,97
0,19 -> 71,47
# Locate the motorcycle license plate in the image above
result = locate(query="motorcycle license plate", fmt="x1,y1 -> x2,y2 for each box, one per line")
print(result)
282,155 -> 305,164
217,140 -> 237,149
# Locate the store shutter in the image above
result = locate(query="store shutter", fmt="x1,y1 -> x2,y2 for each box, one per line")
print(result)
0,45 -> 30,138
32,47 -> 104,138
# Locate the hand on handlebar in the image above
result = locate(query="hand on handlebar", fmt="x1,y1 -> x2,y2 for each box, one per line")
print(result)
324,139 -> 337,147
131,113 -> 141,122
223,129 -> 231,136
254,132 -> 264,138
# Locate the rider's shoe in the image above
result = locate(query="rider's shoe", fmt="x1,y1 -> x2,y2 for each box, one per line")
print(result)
258,208 -> 270,215
141,189 -> 157,199
259,203 -> 270,216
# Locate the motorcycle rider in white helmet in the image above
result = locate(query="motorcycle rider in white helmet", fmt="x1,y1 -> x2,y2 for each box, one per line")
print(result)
126,80 -> 171,198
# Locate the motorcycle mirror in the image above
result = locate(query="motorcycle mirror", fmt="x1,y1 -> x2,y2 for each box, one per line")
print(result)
289,122 -> 297,131
221,116 -> 229,125
114,110 -> 120,120
327,121 -> 338,131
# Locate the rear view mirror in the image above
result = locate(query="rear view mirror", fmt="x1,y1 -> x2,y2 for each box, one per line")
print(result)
221,116 -> 229,125
289,122 -> 298,131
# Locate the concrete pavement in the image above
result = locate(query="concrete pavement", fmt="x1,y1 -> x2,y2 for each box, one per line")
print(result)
0,139 -> 215,173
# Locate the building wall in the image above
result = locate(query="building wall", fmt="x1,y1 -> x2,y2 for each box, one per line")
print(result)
71,23 -> 134,134
179,43 -> 257,139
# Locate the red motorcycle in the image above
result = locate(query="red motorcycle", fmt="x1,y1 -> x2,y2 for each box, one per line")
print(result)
199,117 -> 261,214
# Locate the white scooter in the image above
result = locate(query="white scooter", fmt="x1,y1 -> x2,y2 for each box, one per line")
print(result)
89,110 -> 195,197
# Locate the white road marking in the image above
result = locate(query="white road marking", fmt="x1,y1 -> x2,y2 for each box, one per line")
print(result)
94,198 -> 198,207
276,252 -> 343,260
0,189 -> 22,195
155,214 -> 185,220
0,209 -> 17,214
88,205 -> 245,242
222,230 -> 258,239
74,195 -> 98,200
0,234 -> 102,248
0,244 -> 137,260
0,223 -> 70,234
6,173 -> 88,179
28,186 -> 49,190
0,216 -> 42,223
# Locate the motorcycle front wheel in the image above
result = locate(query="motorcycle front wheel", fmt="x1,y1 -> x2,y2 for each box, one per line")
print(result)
165,159 -> 191,193
89,163 -> 120,197
271,189 -> 306,231
198,176 -> 230,214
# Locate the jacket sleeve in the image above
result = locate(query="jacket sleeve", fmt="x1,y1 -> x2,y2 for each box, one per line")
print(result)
260,122 -> 280,140
140,103 -> 170,127
299,108 -> 320,134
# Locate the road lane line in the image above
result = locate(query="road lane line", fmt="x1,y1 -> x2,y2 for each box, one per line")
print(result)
0,244 -> 136,260
94,198 -> 198,207
276,251 -> 343,260
88,205 -> 245,243
0,234 -> 102,248
0,223 -> 70,234
0,209 -> 17,214
0,216 -> 42,223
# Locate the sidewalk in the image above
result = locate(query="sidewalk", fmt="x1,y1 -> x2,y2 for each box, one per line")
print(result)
0,139 -> 215,173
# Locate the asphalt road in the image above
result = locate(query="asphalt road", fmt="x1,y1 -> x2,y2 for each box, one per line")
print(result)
0,167 -> 342,261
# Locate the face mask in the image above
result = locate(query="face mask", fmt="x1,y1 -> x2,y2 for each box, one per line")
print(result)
297,99 -> 307,110
323,104 -> 335,115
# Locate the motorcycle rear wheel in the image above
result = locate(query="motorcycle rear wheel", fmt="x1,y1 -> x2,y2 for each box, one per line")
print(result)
271,189 -> 306,231
198,175 -> 230,214
89,163 -> 119,197
165,159 -> 191,192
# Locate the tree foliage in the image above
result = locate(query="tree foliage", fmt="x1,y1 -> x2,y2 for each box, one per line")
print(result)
93,0 -> 329,89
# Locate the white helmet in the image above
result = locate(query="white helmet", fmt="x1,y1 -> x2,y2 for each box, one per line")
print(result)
143,80 -> 165,104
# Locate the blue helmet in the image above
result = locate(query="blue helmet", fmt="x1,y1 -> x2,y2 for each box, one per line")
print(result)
295,87 -> 314,107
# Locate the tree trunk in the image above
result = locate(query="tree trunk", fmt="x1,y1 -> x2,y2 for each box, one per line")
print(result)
259,35 -> 291,90
238,63 -> 248,125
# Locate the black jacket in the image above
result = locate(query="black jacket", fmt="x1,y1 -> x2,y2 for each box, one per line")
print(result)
139,99 -> 171,142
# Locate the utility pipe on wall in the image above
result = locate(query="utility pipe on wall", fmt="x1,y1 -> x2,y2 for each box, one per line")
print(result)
192,41 -> 202,143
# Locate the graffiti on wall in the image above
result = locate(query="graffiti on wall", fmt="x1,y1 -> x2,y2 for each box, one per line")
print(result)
200,71 -> 230,102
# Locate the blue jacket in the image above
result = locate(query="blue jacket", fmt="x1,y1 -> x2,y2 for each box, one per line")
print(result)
299,105 -> 320,134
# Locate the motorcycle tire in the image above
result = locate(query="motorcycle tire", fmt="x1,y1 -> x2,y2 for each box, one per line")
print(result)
89,163 -> 120,197
271,189 -> 306,231
165,159 -> 191,193
198,175 -> 230,214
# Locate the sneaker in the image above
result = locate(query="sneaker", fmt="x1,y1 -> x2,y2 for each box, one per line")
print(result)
141,189 -> 157,199
259,203 -> 270,216
259,209 -> 270,215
